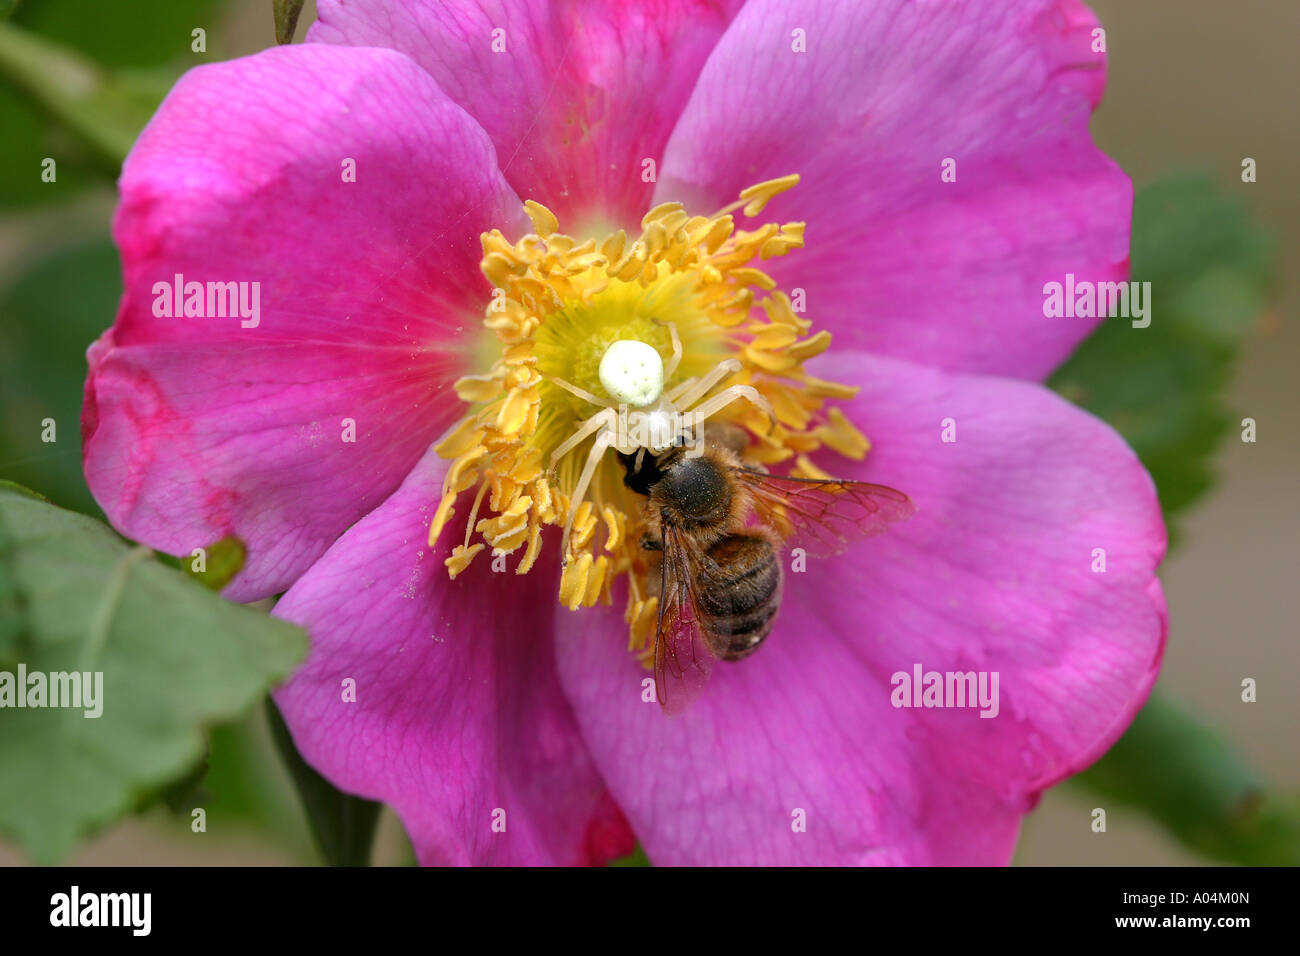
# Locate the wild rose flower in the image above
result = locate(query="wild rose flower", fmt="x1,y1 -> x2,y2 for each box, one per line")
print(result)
83,0 -> 1167,865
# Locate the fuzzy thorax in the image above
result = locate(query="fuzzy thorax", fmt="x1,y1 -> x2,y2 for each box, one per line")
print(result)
427,176 -> 870,658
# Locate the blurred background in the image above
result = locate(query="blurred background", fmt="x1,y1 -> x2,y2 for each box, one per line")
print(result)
1020,0 -> 1299,864
0,0 -> 1295,865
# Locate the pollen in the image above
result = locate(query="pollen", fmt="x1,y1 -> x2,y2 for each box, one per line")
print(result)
427,175 -> 868,654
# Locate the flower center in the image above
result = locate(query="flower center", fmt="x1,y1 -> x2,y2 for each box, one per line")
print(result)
428,176 -> 869,656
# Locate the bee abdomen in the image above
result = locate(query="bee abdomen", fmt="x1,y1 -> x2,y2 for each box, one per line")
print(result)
711,602 -> 780,660
697,535 -> 783,661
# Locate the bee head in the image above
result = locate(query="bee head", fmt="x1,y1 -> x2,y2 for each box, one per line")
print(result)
619,448 -> 663,497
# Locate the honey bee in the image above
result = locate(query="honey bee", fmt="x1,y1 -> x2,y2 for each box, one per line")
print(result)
621,424 -> 916,715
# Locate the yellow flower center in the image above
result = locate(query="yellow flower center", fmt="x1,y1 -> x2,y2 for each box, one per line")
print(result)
427,176 -> 869,658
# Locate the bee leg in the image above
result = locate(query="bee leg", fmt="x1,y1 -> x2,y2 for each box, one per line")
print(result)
560,428 -> 614,561
639,533 -> 662,552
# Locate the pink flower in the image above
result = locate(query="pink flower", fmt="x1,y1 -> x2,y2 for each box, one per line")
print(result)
83,0 -> 1166,865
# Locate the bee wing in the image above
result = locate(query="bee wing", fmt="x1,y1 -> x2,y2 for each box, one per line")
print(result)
735,468 -> 916,558
652,520 -> 718,716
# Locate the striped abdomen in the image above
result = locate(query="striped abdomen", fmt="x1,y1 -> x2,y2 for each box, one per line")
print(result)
696,533 -> 783,660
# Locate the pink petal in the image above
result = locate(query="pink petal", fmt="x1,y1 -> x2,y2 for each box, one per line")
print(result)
84,44 -> 526,601
655,0 -> 1131,379
309,0 -> 745,229
273,447 -> 629,865
556,351 -> 1166,864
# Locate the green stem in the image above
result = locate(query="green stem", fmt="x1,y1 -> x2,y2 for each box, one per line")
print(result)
1069,691 -> 1300,865
266,698 -> 382,866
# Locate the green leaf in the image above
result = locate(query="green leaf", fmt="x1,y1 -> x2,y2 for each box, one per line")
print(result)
0,481 -> 39,666
267,699 -> 382,866
0,485 -> 308,863
0,0 -> 222,208
0,238 -> 121,518
1048,173 -> 1273,544
1070,693 -> 1300,865
195,716 -> 315,856
139,712 -> 317,861
0,22 -> 158,168
608,845 -> 651,867
273,0 -> 307,45
10,0 -> 221,70
156,746 -> 210,814
1055,174 -> 1291,864
182,535 -> 248,591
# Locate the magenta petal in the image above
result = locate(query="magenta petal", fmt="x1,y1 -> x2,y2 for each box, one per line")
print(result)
310,0 -> 745,228
656,0 -> 1131,379
556,351 -> 1165,864
273,447 -> 627,865
84,43 -> 526,601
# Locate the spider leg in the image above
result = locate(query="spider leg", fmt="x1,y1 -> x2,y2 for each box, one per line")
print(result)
665,375 -> 699,404
561,429 -> 614,560
684,384 -> 774,433
550,406 -> 617,471
673,358 -> 743,411
547,374 -> 615,409
661,321 -> 683,381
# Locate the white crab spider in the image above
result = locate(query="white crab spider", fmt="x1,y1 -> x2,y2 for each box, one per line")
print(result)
548,322 -> 773,561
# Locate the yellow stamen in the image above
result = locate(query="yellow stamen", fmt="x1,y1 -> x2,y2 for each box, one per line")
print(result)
725,174 -> 802,218
523,199 -> 559,238
445,543 -> 484,579
814,407 -> 871,460
790,454 -> 834,481
426,176 -> 872,649
601,505 -> 623,553
559,552 -> 593,610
